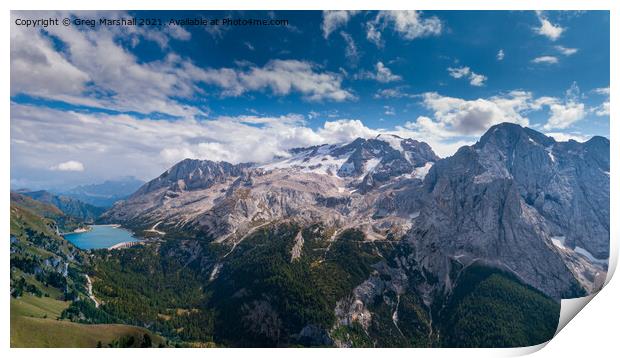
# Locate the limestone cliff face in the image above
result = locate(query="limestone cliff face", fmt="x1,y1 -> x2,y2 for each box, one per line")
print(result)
401,123 -> 608,298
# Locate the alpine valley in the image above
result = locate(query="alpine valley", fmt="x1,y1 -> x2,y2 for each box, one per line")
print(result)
10,123 -> 610,348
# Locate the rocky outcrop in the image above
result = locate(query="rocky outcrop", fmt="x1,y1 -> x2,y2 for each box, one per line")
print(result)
290,231 -> 304,262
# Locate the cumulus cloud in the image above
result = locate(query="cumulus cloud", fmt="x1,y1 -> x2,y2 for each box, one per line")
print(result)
447,66 -> 487,87
356,62 -> 402,83
542,82 -> 586,130
321,10 -> 360,39
531,56 -> 559,64
543,102 -> 586,130
497,49 -> 505,61
366,11 -> 441,47
393,86 -> 590,153
50,161 -> 85,172
535,11 -> 564,41
416,91 -> 531,136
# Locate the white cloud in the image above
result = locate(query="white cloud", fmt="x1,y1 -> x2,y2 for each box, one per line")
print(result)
591,87 -> 610,116
373,87 -> 417,99
531,56 -> 559,64
384,106 -> 395,115
366,22 -> 383,47
11,104 -> 382,184
366,11 -> 441,47
11,101 -> 487,187
542,83 -> 586,130
417,91 -> 531,136
555,45 -> 578,56
50,160 -> 85,172
396,87 -> 590,152
469,73 -> 488,87
166,25 -> 192,42
321,10 -> 360,39
208,59 -> 356,102
11,11 -> 355,121
593,87 -> 610,95
340,31 -> 359,63
356,62 -> 402,83
545,132 -> 590,142
535,11 -> 564,41
11,11 -> 205,117
497,49 -> 505,61
447,66 -> 471,79
543,101 -> 586,130
447,66 -> 487,86
594,102 -> 610,116
11,85 -> 596,188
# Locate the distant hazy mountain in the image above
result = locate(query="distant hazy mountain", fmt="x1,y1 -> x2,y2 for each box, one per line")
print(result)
20,190 -> 105,223
63,177 -> 145,208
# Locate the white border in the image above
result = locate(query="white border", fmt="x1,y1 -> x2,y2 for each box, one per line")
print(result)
3,1 -> 617,357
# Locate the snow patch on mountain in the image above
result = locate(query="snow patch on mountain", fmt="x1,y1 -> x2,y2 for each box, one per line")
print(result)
375,134 -> 404,152
260,145 -> 352,176
413,162 -> 434,180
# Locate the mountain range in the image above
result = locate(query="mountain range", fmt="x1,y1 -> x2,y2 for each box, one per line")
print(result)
13,122 -> 609,347
95,122 -> 609,346
104,123 -> 609,297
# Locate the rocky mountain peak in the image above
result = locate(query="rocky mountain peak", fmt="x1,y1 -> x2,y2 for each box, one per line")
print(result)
132,159 -> 252,196
477,122 -> 555,151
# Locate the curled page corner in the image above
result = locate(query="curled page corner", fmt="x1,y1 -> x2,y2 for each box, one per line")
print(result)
553,233 -> 617,338
503,341 -> 549,356
555,293 -> 598,335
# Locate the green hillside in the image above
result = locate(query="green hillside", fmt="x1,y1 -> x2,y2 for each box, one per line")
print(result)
11,301 -> 164,348
439,264 -> 560,347
11,192 -> 82,233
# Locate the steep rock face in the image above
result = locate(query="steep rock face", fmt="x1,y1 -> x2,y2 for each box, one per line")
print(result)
399,123 -> 608,299
101,159 -> 253,229
133,159 -> 252,196
475,123 -> 609,259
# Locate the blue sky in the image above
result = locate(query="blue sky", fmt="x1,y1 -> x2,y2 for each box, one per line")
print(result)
10,10 -> 610,189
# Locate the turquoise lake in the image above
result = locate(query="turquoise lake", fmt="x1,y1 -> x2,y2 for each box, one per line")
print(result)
64,225 -> 139,249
